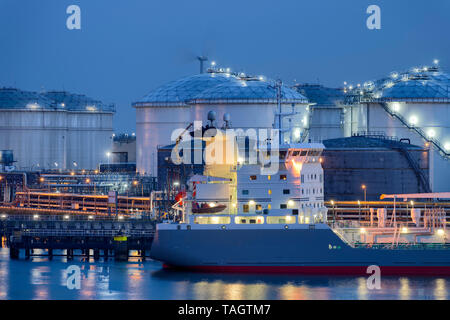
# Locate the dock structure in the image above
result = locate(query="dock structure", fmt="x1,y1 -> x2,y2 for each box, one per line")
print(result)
0,214 -> 155,261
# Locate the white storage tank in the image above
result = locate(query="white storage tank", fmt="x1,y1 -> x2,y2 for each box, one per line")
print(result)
345,64 -> 450,192
294,84 -> 345,142
133,68 -> 310,176
0,88 -> 114,170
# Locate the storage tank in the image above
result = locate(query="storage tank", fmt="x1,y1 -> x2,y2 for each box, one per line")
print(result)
42,91 -> 115,170
133,68 -> 309,176
294,84 -> 345,142
345,64 -> 450,192
0,88 -> 114,170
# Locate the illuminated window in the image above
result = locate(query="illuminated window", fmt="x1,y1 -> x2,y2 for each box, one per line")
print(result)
243,204 -> 249,213
235,216 -> 264,224
268,189 -> 272,195
267,175 -> 271,180
256,204 -> 262,211
268,204 -> 271,210
194,216 -> 231,224
280,174 -> 287,180
267,216 -> 296,224
250,175 -> 257,181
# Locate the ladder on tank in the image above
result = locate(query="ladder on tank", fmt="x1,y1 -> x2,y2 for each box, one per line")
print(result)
380,102 -> 450,159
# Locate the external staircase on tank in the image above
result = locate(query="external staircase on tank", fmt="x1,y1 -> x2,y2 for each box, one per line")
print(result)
379,102 -> 450,159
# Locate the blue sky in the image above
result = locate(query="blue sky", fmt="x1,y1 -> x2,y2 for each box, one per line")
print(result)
1,0 -> 449,132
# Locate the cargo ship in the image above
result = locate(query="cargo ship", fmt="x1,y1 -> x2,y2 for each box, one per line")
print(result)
150,110 -> 450,275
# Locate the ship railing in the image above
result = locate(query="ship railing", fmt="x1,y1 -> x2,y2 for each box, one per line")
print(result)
18,229 -> 155,237
330,223 -> 359,248
353,242 -> 450,250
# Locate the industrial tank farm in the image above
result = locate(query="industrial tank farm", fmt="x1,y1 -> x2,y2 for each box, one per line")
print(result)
0,88 -> 115,171
345,63 -> 450,192
133,67 -> 309,175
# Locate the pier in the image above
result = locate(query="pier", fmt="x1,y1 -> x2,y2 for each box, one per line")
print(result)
0,214 -> 155,261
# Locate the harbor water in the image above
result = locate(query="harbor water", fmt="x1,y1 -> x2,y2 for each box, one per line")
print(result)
0,248 -> 448,300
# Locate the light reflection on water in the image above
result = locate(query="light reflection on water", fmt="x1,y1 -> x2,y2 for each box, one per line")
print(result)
0,248 -> 448,300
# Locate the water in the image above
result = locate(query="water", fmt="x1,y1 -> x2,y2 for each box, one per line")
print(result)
0,248 -> 448,300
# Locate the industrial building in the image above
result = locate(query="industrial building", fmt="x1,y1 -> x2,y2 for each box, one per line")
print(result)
0,88 -> 115,171
133,67 -> 310,176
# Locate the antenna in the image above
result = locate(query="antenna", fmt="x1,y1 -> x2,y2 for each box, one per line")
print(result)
197,56 -> 208,74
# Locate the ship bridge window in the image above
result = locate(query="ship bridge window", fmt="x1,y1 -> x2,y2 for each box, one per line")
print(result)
194,216 -> 231,225
292,151 -> 300,156
300,151 -> 307,156
267,216 -> 296,224
235,216 -> 264,224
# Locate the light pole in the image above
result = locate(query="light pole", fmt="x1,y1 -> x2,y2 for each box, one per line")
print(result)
361,184 -> 367,203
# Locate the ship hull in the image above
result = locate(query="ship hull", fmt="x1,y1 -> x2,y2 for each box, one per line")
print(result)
150,225 -> 450,275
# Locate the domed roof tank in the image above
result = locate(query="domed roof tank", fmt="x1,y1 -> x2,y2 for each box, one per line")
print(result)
190,78 -> 308,104
0,88 -> 55,110
133,72 -> 239,107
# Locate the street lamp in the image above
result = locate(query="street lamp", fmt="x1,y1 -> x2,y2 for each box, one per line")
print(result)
361,184 -> 367,202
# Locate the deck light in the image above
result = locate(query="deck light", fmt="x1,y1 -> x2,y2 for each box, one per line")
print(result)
33,215 -> 39,220
209,202 -> 216,208
437,229 -> 445,236
88,215 -> 94,220
118,215 -> 124,220
401,227 -> 408,233
427,129 -> 435,138
64,215 -> 70,219
249,200 -> 255,206
360,228 -> 366,234
287,200 -> 294,207
0,214 -> 6,219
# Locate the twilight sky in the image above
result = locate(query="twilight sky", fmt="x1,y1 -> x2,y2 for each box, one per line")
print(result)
1,0 -> 449,132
